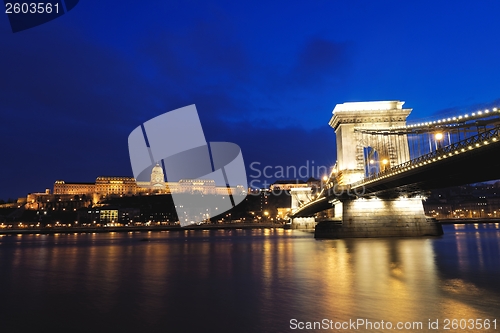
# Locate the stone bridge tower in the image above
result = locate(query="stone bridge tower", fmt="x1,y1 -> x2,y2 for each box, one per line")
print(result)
314,100 -> 443,238
328,101 -> 411,185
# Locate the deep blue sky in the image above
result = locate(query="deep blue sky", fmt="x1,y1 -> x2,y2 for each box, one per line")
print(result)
2,0 -> 500,200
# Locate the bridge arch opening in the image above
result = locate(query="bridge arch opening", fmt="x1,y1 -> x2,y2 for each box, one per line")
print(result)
363,146 -> 380,177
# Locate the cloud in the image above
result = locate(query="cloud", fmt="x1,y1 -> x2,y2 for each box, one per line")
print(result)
138,23 -> 354,128
0,28 -> 159,130
288,38 -> 353,88
427,98 -> 500,119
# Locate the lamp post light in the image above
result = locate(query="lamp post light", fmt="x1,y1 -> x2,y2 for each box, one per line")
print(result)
381,158 -> 389,172
321,175 -> 328,191
435,132 -> 444,150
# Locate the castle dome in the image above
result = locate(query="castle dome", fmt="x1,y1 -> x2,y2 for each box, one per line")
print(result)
150,163 -> 165,189
152,163 -> 163,173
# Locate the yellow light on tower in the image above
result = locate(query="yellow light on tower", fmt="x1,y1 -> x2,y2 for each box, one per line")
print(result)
435,132 -> 443,141
382,159 -> 388,165
322,175 -> 328,181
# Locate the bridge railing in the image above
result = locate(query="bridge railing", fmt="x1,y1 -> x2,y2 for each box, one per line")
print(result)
351,126 -> 500,188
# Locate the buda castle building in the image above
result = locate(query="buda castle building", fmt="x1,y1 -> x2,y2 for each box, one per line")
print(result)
22,164 -> 245,210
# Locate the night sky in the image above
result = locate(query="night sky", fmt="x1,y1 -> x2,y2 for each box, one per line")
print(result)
2,0 -> 500,200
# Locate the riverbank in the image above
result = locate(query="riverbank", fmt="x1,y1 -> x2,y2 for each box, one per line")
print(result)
0,223 -> 284,235
437,218 -> 500,224
2,219 -> 499,235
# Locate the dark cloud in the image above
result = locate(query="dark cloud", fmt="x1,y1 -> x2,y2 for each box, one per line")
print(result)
289,38 -> 353,87
139,22 -> 354,128
0,28 -> 160,128
424,98 -> 500,120
139,17 -> 254,117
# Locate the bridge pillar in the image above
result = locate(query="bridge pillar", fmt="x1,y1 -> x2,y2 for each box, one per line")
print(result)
329,101 -> 412,184
290,187 -> 316,229
290,217 -> 316,229
315,197 -> 443,238
290,187 -> 313,210
333,201 -> 343,220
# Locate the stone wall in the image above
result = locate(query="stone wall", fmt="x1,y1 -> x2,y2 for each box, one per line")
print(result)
291,217 -> 316,229
315,197 -> 443,238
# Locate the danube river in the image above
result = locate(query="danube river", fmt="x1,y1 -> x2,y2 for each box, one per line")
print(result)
0,224 -> 499,333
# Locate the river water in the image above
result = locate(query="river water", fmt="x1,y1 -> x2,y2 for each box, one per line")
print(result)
0,224 -> 499,333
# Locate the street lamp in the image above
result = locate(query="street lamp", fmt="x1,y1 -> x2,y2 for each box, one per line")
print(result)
435,132 -> 444,149
382,159 -> 389,171
322,175 -> 328,191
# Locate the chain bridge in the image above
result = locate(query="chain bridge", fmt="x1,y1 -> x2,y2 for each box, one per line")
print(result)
289,101 -> 500,238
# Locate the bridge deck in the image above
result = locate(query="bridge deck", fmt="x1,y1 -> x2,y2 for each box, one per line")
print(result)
291,126 -> 500,218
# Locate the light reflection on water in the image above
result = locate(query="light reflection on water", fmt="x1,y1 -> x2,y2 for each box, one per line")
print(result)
0,225 -> 499,333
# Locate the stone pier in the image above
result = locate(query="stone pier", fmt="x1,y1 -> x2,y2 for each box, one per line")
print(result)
290,187 -> 317,229
315,197 -> 443,238
290,217 -> 316,229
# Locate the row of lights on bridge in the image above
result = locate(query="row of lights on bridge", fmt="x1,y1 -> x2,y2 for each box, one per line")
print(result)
398,107 -> 499,129
358,135 -> 498,187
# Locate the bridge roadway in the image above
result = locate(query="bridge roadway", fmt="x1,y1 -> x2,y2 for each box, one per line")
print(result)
291,126 -> 500,218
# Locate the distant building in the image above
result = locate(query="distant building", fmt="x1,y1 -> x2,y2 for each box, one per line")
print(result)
277,207 -> 292,220
53,181 -> 95,196
306,177 -> 322,192
269,180 -> 309,191
19,164 -> 245,210
77,206 -> 141,226
423,183 -> 500,218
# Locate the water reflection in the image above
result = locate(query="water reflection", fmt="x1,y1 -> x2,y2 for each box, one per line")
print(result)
0,226 -> 498,332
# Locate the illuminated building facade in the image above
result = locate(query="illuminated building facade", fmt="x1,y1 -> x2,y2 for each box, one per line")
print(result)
51,164 -> 244,199
53,181 -> 95,195
16,164 -> 245,212
269,180 -> 310,191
